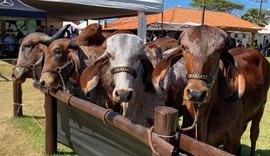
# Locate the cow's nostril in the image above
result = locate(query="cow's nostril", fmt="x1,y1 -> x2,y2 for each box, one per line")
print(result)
127,91 -> 133,101
187,89 -> 207,102
39,80 -> 45,87
115,90 -> 134,102
115,90 -> 119,97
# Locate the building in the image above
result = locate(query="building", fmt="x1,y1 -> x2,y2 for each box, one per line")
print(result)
106,7 -> 264,47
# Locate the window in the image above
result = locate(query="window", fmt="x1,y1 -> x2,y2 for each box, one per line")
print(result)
243,34 -> 246,38
234,34 -> 238,38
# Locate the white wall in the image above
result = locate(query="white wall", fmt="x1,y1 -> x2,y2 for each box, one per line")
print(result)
230,31 -> 270,47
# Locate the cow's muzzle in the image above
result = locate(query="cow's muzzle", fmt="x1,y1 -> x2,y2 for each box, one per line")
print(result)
187,88 -> 207,102
113,89 -> 134,103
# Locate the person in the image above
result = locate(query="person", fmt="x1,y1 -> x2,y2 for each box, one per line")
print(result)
236,39 -> 243,48
15,29 -> 24,43
48,25 -> 57,36
259,43 -> 263,52
254,40 -> 259,50
35,25 -> 46,33
153,34 -> 157,41
3,34 -> 16,57
263,39 -> 269,56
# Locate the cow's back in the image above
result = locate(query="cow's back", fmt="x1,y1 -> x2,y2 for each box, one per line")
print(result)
229,48 -> 270,123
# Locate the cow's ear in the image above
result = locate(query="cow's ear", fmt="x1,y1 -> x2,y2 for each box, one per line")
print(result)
69,49 -> 81,76
140,56 -> 155,93
223,65 -> 245,103
152,47 -> 182,93
79,53 -> 109,95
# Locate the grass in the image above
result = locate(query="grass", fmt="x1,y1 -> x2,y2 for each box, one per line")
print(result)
0,59 -> 76,156
0,58 -> 270,155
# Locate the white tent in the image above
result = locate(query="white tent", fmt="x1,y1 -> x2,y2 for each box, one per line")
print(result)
21,0 -> 163,42
21,0 -> 163,20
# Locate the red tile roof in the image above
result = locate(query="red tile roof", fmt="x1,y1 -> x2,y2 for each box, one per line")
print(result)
106,7 -> 263,31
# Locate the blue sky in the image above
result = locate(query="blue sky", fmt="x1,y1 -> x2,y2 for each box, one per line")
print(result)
164,0 -> 270,16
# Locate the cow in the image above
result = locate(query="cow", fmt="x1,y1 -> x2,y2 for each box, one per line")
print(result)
144,38 -> 178,67
38,29 -> 132,110
229,47 -> 270,156
80,34 -> 167,127
152,25 -> 245,154
12,25 -> 70,83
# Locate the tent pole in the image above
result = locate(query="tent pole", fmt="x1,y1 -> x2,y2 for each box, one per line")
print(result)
137,11 -> 147,44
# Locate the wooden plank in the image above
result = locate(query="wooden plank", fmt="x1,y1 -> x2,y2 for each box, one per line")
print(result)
12,60 -> 23,117
47,89 -> 175,156
154,106 -> 178,144
179,134 -> 233,156
44,93 -> 57,155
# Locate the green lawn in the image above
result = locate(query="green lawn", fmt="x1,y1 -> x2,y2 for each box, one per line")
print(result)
0,58 -> 270,155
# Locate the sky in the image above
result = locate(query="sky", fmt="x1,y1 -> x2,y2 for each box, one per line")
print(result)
164,0 -> 270,16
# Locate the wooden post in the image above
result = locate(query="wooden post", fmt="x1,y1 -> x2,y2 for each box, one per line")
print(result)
12,60 -> 23,117
154,106 -> 178,144
44,93 -> 57,155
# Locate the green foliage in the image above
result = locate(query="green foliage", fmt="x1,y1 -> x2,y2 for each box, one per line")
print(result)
241,8 -> 270,27
190,0 -> 244,13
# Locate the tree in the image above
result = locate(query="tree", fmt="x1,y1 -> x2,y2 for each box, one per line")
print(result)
190,0 -> 244,13
241,8 -> 270,27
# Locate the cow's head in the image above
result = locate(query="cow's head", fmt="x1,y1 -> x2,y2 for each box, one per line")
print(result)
144,44 -> 163,67
12,25 -> 70,83
75,23 -> 105,46
80,34 -> 153,106
180,26 -> 245,103
39,38 -> 87,89
152,26 -> 245,116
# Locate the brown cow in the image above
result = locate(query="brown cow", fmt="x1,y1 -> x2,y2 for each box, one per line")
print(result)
144,38 -> 178,67
229,47 -> 270,156
38,29 -> 132,110
152,25 -> 245,154
12,25 -> 70,83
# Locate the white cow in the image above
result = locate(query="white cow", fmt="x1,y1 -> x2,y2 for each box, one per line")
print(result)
80,34 -> 165,126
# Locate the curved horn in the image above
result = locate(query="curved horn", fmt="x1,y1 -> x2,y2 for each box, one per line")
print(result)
41,24 -> 71,45
68,40 -> 79,49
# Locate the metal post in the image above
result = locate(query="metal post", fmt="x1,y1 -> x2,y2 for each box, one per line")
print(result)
201,0 -> 206,25
44,93 -> 57,155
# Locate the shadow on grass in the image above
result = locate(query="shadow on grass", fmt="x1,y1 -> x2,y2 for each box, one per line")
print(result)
241,144 -> 270,156
22,115 -> 45,119
0,73 -> 11,81
56,151 -> 78,156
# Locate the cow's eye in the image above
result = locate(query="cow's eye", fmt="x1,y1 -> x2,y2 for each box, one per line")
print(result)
54,48 -> 62,57
25,42 -> 33,49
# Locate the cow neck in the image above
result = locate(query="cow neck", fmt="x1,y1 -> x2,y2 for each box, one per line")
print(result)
196,80 -> 218,142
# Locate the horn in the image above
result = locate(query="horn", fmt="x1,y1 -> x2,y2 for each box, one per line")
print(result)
41,24 -> 71,45
68,41 -> 79,49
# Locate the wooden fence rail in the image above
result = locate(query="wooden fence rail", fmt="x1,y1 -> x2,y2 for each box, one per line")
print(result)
12,83 -> 233,156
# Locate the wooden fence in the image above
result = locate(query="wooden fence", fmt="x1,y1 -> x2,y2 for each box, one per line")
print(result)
12,80 -> 233,156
